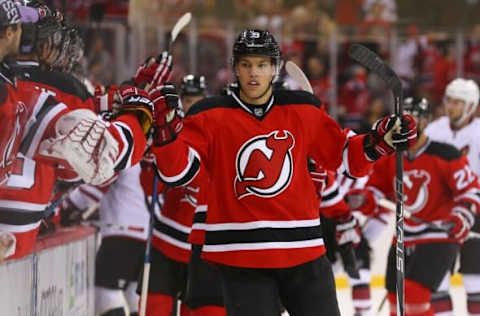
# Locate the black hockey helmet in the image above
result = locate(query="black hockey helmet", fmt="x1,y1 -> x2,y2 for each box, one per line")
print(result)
180,74 -> 207,96
35,16 -> 63,54
232,29 -> 281,65
404,97 -> 430,118
232,29 -> 282,83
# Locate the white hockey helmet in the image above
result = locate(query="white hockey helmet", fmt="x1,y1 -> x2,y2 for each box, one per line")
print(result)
444,78 -> 480,126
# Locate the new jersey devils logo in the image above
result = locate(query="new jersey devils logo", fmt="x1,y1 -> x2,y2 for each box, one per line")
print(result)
400,169 -> 431,214
234,130 -> 295,199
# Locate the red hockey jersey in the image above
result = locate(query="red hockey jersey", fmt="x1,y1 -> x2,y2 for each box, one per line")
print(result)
367,139 -> 480,245
152,90 -> 373,268
11,61 -> 146,172
141,162 -> 197,264
0,64 -> 30,187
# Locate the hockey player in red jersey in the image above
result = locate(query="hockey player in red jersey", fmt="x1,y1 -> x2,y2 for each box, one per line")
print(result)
138,76 -> 226,316
354,97 -> 480,316
424,78 -> 480,316
0,7 -> 160,261
148,29 -> 417,315
310,154 -> 389,316
0,1 -> 35,186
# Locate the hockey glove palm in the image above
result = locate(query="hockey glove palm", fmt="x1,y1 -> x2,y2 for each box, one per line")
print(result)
149,83 -> 183,146
134,51 -> 173,89
363,114 -> 417,161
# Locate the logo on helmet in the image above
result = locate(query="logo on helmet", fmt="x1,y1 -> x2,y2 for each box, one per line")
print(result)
234,130 -> 295,199
249,31 -> 260,38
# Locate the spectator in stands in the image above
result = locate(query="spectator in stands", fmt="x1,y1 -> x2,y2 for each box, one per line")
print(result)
305,54 -> 331,108
415,33 -> 442,98
464,24 -> 480,83
335,0 -> 365,36
250,0 -> 284,37
87,35 -> 114,84
338,65 -> 371,115
196,15 -> 227,94
433,43 -> 458,105
393,25 -> 423,93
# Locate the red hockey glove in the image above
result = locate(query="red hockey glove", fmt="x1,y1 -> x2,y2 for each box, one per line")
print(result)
363,114 -> 417,161
116,85 -> 154,135
445,204 -> 475,243
345,188 -> 378,216
308,158 -> 327,196
94,84 -> 119,114
134,51 -> 173,89
393,114 -> 417,151
149,83 -> 183,146
335,214 -> 361,246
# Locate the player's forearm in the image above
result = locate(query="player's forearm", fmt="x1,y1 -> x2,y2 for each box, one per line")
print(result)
342,134 -> 374,178
151,138 -> 201,187
110,113 -> 148,171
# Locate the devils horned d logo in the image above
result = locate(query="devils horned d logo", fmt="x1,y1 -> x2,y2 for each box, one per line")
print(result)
400,169 -> 431,214
234,130 -> 295,199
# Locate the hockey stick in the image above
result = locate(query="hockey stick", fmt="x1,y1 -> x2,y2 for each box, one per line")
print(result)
349,43 -> 406,316
376,293 -> 388,316
285,60 -> 313,93
144,12 -> 192,92
139,173 -> 160,316
167,12 -> 192,53
377,198 -> 480,239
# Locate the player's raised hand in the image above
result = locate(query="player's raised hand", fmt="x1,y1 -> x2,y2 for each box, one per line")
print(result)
134,51 -> 173,89
363,114 -> 417,161
149,83 -> 183,146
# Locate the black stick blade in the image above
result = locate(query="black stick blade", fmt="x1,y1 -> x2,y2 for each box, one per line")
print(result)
349,44 -> 401,92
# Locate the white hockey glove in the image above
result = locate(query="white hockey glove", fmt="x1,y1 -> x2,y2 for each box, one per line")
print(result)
39,109 -> 119,185
0,231 -> 16,263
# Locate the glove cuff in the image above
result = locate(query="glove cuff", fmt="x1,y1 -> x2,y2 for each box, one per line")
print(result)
363,133 -> 381,161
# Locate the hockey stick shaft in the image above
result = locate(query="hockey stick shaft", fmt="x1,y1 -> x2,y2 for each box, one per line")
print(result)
349,43 -> 405,316
139,173 -> 159,316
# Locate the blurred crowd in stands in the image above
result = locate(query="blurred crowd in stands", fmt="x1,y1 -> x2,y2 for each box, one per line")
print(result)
42,0 -> 480,133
